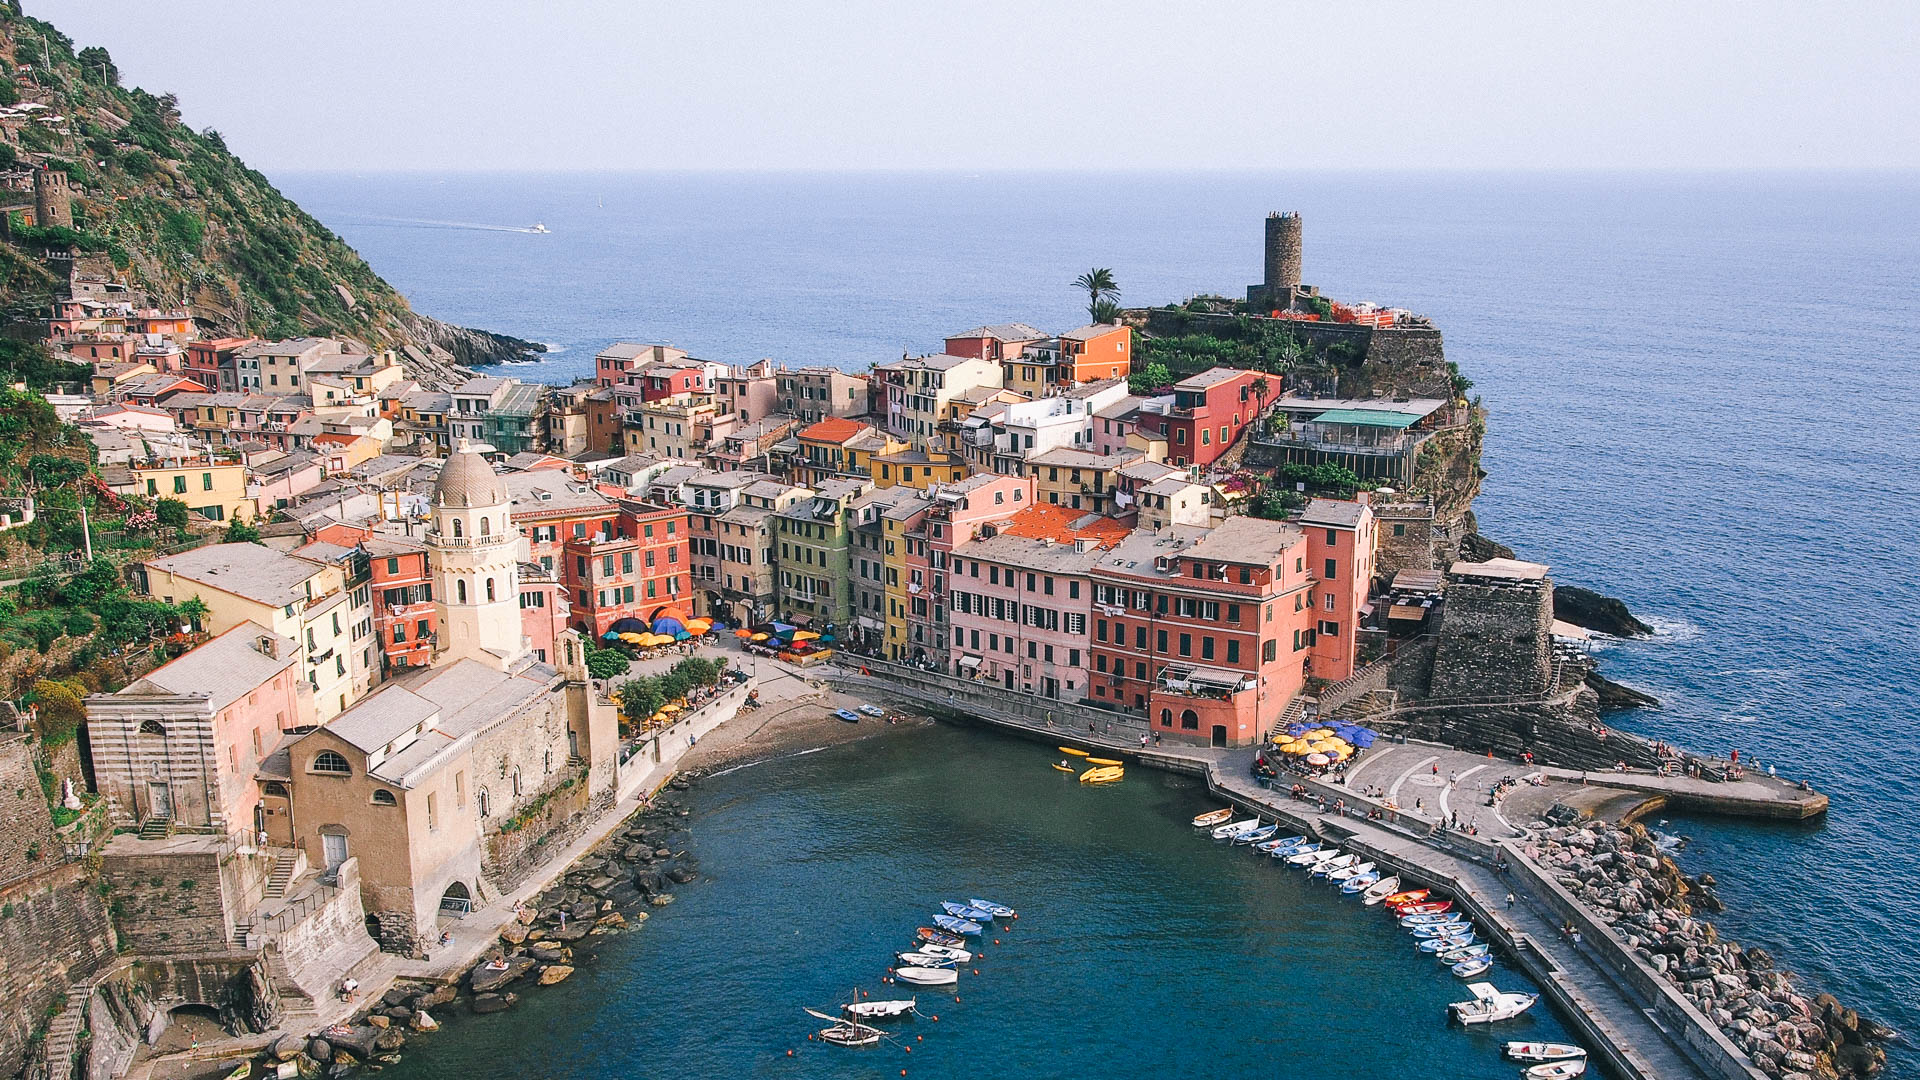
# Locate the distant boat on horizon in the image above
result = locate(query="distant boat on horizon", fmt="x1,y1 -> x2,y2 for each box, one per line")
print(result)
529,222 -> 550,233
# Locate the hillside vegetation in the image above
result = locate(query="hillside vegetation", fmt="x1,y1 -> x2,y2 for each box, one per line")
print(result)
0,3 -> 537,365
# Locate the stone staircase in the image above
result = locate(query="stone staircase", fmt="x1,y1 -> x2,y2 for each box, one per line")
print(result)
263,946 -> 318,1019
137,817 -> 170,840
1268,694 -> 1312,739
265,850 -> 299,899
40,979 -> 99,1079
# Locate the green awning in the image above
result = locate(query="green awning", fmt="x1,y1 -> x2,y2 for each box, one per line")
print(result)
1309,409 -> 1420,429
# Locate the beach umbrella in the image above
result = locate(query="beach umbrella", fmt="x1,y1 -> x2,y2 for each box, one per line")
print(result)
1349,731 -> 1377,748
792,630 -> 820,641
674,631 -> 692,641
734,628 -> 753,639
619,632 -> 645,644
1332,747 -> 1353,760
649,712 -> 669,724
601,629 -> 621,640
662,703 -> 684,714
771,622 -> 797,633
1307,753 -> 1331,766
1310,728 -> 1333,739
751,632 -> 770,642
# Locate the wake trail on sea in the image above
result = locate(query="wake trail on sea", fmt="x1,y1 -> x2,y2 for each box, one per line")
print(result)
338,215 -> 545,234
704,745 -> 828,779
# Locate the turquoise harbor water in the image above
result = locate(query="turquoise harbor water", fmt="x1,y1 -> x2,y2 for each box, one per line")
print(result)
378,725 -> 1576,1080
279,170 -> 1920,1074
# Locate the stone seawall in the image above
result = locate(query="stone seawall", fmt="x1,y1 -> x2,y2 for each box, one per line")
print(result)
0,862 -> 116,1079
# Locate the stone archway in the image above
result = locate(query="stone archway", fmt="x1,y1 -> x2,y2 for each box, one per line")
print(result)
439,881 -> 473,916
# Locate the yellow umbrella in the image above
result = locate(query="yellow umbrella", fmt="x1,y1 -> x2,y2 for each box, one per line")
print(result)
662,702 -> 684,714
648,712 -> 669,724
1310,728 -> 1334,739
751,632 -> 770,642
792,630 -> 820,641
620,632 -> 645,644
1332,746 -> 1353,760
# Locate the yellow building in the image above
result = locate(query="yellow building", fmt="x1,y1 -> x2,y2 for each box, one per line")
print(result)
142,543 -> 375,721
627,395 -> 719,459
871,449 -> 968,491
130,460 -> 253,522
879,491 -> 934,661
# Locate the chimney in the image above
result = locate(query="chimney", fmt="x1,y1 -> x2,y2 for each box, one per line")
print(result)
257,635 -> 278,659
1355,491 -> 1372,507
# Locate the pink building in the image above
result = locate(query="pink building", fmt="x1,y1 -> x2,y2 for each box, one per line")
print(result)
1134,367 -> 1264,469
518,564 -> 570,666
83,622 -> 314,833
1301,494 -> 1378,682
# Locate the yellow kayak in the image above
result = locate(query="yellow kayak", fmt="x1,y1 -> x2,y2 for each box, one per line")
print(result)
1080,765 -> 1124,784
1086,757 -> 1123,766
1058,747 -> 1090,757
1051,763 -> 1077,772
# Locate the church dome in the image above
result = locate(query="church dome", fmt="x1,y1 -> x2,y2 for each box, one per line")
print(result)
434,440 -> 509,509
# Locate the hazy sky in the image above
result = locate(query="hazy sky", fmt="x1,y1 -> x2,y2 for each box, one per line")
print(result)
32,0 -> 1920,171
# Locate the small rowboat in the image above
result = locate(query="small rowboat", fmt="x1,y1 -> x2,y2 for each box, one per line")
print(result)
833,708 -> 861,723
1448,982 -> 1537,1025
894,966 -> 959,987
1505,1043 -> 1588,1064
856,704 -> 887,717
1361,876 -> 1402,904
1287,846 -> 1337,867
1340,873 -> 1381,894
916,927 -> 966,948
1451,956 -> 1495,979
1192,808 -> 1233,828
1524,1063 -> 1588,1080
1309,854 -> 1359,878
1235,823 -> 1280,845
845,998 -> 917,1019
968,899 -> 1016,918
1212,818 -> 1259,841
1254,834 -> 1307,853
933,914 -> 983,936
1059,747 -> 1091,757
1437,943 -> 1491,964
942,901 -> 995,922
1380,889 -> 1429,907
897,951 -> 958,968
1415,920 -> 1472,939
1418,933 -> 1477,953
1396,900 -> 1453,917
1269,840 -> 1317,858
1328,861 -> 1375,883
1400,912 -> 1462,927
915,943 -> 972,962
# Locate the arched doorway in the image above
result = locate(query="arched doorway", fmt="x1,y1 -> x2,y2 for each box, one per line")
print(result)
439,881 -> 473,916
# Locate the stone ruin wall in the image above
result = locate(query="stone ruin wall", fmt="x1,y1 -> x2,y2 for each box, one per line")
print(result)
1428,579 -> 1554,699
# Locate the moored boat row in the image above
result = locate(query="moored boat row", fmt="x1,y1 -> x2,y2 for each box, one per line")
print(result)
807,894 -> 1021,1051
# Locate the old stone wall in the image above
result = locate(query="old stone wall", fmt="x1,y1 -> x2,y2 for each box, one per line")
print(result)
274,856 -> 377,1000
0,732 -> 59,889
0,863 -> 116,1080
100,848 -> 235,955
1429,580 -> 1554,699
482,773 -> 605,892
134,954 -> 280,1034
1371,502 -> 1437,580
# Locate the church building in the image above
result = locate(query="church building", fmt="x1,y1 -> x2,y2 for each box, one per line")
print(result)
274,443 -> 619,954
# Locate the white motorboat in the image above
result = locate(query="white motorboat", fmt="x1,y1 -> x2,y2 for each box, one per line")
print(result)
1327,861 -> 1375,883
1287,846 -> 1337,867
1309,853 -> 1360,878
528,223 -> 551,234
1448,982 -> 1538,1025
1361,875 -> 1401,904
896,951 -> 958,968
914,943 -> 972,962
1211,818 -> 1259,840
893,966 -> 959,987
1523,1062 -> 1588,1080
845,998 -> 918,1020
1504,1043 -> 1588,1064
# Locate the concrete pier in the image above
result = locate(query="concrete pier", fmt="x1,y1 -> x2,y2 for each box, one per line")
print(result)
830,659 -> 1822,1080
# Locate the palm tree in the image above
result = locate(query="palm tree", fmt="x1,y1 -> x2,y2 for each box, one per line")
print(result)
1073,269 -> 1120,324
1251,374 -> 1271,416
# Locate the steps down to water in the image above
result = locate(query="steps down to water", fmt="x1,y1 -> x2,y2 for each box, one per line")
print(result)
40,981 -> 95,1077
265,851 -> 298,899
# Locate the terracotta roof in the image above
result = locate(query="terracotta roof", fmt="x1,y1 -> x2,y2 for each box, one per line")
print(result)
798,417 -> 870,444
997,503 -> 1129,548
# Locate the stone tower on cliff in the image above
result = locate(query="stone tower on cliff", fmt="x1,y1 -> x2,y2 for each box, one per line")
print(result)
429,441 -> 527,672
34,166 -> 72,228
1249,211 -> 1318,312
1265,211 -> 1302,294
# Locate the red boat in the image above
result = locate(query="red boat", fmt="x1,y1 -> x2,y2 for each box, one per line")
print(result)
1380,889 -> 1429,908
916,927 -> 967,949
1395,900 -> 1453,917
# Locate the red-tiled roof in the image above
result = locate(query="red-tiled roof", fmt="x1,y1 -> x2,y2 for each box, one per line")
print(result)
798,417 -> 870,444
999,503 -> 1130,547
312,432 -> 362,447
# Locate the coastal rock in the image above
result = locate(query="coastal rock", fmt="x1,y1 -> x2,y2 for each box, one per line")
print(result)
374,1028 -> 407,1053
470,956 -> 536,993
500,921 -> 530,945
666,866 -> 698,884
415,985 -> 457,1010
650,893 -> 675,906
538,965 -> 575,986
548,922 -> 593,942
367,1015 -> 389,1029
469,994 -> 511,1015
1554,584 -> 1654,637
273,1035 -> 306,1061
410,1010 -> 439,1032
307,1039 -> 332,1064
528,944 -> 570,963
596,912 -> 627,928
330,1026 -> 379,1062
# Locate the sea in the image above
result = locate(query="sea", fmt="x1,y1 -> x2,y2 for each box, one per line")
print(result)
278,170 -> 1920,1077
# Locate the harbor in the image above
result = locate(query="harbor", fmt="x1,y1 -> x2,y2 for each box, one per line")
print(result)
829,656 -> 1837,1080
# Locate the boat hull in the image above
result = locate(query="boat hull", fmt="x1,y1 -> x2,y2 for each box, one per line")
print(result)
894,966 -> 959,987
1505,1043 -> 1588,1064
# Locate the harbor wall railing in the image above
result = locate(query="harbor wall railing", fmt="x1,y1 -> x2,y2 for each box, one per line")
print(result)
830,658 -> 1151,744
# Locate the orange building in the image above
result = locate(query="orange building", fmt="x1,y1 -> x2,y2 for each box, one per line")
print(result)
1301,495 -> 1378,682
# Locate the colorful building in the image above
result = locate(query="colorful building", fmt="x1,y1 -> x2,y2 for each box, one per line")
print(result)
1300,495 -> 1379,682
1133,367 -> 1264,469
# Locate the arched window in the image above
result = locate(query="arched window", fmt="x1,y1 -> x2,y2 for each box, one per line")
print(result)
311,750 -> 351,775
511,768 -> 522,796
479,516 -> 490,536
457,580 -> 468,604
1159,708 -> 1172,726
486,578 -> 496,602
139,718 -> 167,736
1180,709 -> 1200,730
262,781 -> 289,798
476,787 -> 490,817
371,789 -> 397,806
451,518 -> 463,538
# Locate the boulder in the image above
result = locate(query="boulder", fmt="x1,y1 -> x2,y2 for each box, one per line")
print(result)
528,944 -> 570,962
548,921 -> 593,942
330,1027 -> 379,1062
597,912 -> 627,928
374,1027 -> 407,1053
470,956 -> 536,993
307,1039 -> 332,1064
416,985 -> 457,1010
367,1015 -> 390,1030
500,921 -> 530,945
470,993 -> 512,1015
273,1035 -> 306,1061
666,866 -> 698,884
410,1010 -> 439,1033
538,965 -> 575,986
381,988 -> 413,1008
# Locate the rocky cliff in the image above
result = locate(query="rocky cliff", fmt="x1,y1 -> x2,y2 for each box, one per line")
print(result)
0,6 -> 539,367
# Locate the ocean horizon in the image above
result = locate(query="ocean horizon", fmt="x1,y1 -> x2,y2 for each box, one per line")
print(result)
279,167 -> 1920,1073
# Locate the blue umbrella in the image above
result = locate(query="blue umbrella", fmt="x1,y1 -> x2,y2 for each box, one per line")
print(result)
652,616 -> 687,636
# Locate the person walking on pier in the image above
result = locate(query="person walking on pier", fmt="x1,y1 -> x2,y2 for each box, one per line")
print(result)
1505,892 -> 1515,910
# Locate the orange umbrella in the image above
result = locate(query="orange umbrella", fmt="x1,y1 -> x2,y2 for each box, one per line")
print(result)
734,628 -> 753,639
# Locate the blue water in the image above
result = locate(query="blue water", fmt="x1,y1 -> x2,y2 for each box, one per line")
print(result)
376,725 -> 1575,1080
280,170 -> 1920,1071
